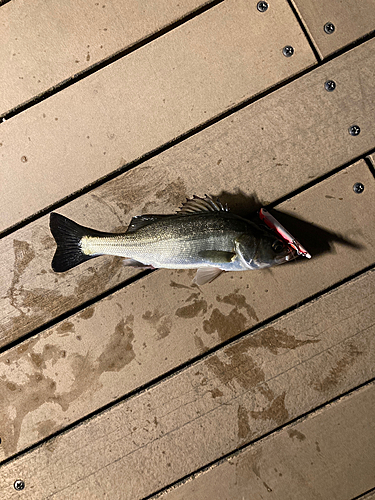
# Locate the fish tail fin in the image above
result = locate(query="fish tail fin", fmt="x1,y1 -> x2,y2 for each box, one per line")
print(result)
50,213 -> 101,272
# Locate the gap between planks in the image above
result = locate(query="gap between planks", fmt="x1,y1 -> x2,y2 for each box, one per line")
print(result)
353,488 -> 375,500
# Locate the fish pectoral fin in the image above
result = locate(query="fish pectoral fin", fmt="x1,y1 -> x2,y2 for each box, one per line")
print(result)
197,250 -> 235,264
122,258 -> 155,269
193,267 -> 224,285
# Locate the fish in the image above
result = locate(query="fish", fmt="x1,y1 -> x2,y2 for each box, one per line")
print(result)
49,195 -> 306,285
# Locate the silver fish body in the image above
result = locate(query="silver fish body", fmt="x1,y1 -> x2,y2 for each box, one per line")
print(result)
50,196 -> 297,284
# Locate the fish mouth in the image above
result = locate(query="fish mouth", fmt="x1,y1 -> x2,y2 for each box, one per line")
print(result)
275,249 -> 297,264
285,250 -> 297,261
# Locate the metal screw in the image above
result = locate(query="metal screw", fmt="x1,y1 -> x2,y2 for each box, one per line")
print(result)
349,125 -> 360,136
257,1 -> 268,12
14,480 -> 25,491
324,22 -> 335,34
324,80 -> 336,92
282,46 -> 294,57
353,182 -> 364,194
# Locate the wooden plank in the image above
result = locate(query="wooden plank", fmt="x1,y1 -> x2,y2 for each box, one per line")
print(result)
0,160 -> 374,460
0,269 -> 374,499
0,0 -> 212,115
360,491 -> 375,500
1,39 -> 374,344
0,0 -> 316,232
157,383 -> 375,500
291,0 -> 375,59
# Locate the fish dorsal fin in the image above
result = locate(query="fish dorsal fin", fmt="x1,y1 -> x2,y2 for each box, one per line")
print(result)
126,214 -> 169,233
177,195 -> 229,215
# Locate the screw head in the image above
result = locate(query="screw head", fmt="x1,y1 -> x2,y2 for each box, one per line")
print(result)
324,22 -> 335,34
14,480 -> 25,491
349,125 -> 360,136
353,182 -> 364,194
282,46 -> 294,57
257,1 -> 268,12
324,80 -> 336,92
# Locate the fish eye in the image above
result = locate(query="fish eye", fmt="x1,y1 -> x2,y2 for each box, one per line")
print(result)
272,240 -> 285,253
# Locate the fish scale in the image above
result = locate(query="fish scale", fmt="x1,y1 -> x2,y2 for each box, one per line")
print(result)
81,213 -> 245,268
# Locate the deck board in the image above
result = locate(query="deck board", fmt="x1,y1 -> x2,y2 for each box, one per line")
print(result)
361,492 -> 375,500
0,160 -> 374,460
1,40 -> 375,345
157,383 -> 375,500
0,0 -> 317,233
0,269 -> 373,499
291,0 -> 375,58
0,0 -> 212,115
1,2 -> 374,498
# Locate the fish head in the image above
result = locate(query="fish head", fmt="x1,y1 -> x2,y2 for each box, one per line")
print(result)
235,232 -> 296,270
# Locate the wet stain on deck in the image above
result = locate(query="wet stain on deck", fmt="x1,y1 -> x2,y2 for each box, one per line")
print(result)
249,451 -> 273,493
4,252 -> 125,345
313,343 -> 362,392
205,350 -> 264,391
56,321 -> 75,335
237,404 -> 251,441
203,290 -> 258,341
250,392 -> 289,426
169,280 -> 192,290
0,342 -> 66,456
97,315 -> 135,372
194,334 -> 208,353
155,177 -> 187,207
209,388 -> 223,399
204,307 -> 248,342
34,419 -> 57,440
7,240 -> 36,314
78,306 -> 95,320
142,310 -> 163,325
143,310 -> 172,339
156,317 -> 172,340
0,314 -> 136,457
176,299 -> 207,319
288,429 -> 306,441
245,326 -> 320,354
216,290 -> 258,321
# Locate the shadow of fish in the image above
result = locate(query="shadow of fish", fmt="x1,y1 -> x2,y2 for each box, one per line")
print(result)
50,196 -> 303,285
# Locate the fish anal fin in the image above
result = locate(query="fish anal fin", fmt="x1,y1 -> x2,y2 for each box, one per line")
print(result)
193,267 -> 224,285
122,258 -> 155,269
177,195 -> 229,215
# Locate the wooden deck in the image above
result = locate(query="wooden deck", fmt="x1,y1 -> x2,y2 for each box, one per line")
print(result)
1,1 -> 374,498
